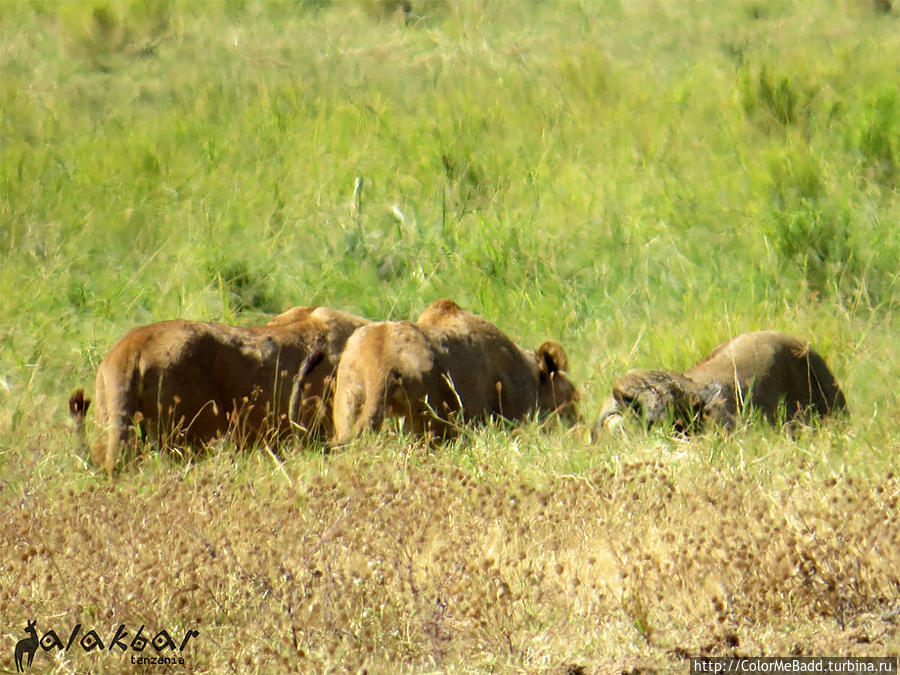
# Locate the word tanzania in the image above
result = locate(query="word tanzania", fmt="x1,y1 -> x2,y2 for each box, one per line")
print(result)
14,620 -> 198,672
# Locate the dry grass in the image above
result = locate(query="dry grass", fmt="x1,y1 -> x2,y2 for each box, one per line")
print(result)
2,427 -> 898,673
2,1 -> 898,671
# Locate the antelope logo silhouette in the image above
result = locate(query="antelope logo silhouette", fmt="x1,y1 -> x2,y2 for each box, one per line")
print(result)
14,620 -> 38,673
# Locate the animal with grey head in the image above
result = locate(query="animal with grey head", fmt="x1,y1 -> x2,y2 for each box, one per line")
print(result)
332,298 -> 579,443
598,331 -> 847,432
69,306 -> 370,476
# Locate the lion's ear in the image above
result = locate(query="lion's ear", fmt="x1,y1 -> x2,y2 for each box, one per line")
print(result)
537,341 -> 568,375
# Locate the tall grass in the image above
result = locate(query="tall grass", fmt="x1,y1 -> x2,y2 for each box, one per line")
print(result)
1,0 -> 898,670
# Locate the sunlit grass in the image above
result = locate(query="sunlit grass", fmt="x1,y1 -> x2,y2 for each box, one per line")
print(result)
1,0 -> 899,671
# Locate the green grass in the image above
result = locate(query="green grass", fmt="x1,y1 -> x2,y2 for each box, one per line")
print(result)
1,0 -> 899,671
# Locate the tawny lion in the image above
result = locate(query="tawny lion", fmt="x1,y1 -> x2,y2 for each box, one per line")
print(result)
332,298 -> 579,443
598,330 -> 847,432
69,306 -> 370,475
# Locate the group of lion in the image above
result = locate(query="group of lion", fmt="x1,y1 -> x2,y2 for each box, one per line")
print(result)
69,299 -> 847,476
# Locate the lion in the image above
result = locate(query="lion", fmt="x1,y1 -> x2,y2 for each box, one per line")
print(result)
69,306 -> 370,476
331,298 -> 579,443
598,330 -> 847,432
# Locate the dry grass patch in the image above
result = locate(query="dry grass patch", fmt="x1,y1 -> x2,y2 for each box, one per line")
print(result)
2,436 -> 898,673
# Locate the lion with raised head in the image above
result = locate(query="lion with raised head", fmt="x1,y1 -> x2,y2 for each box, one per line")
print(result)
598,330 -> 847,432
69,306 -> 370,476
331,298 -> 579,443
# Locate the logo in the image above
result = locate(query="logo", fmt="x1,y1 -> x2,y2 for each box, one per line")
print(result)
13,621 -> 38,673
12,620 -> 199,671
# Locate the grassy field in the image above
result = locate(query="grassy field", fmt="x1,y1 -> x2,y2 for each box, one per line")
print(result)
1,0 -> 899,672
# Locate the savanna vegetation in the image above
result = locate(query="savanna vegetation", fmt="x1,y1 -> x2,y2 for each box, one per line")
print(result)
1,0 -> 898,672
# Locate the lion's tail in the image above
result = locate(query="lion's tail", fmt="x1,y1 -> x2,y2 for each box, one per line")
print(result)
288,345 -> 327,437
68,388 -> 91,453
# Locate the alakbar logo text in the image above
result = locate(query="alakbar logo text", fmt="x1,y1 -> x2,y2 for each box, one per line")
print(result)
13,619 -> 199,672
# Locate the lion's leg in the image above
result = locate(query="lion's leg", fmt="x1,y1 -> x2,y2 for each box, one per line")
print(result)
332,369 -> 371,444
93,372 -> 136,477
354,388 -> 386,438
104,417 -> 131,476
398,374 -> 455,439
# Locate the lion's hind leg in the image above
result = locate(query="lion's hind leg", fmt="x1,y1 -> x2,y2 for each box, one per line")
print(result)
333,367 -> 378,445
92,372 -> 139,477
